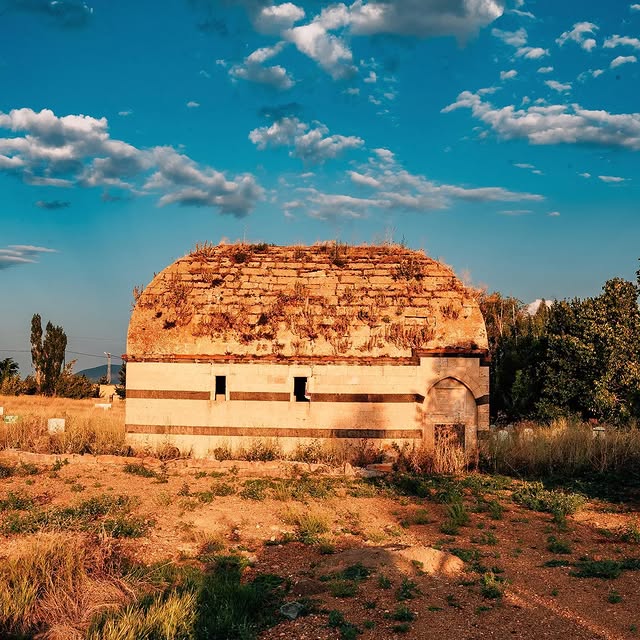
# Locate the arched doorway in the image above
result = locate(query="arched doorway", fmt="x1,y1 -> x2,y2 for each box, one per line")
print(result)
424,377 -> 477,450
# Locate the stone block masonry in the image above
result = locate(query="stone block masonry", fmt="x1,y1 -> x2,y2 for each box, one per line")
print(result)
126,243 -> 489,457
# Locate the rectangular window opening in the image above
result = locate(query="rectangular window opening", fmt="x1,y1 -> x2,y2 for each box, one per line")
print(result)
215,376 -> 227,401
294,377 -> 309,402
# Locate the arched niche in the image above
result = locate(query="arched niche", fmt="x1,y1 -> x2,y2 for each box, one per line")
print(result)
424,377 -> 477,449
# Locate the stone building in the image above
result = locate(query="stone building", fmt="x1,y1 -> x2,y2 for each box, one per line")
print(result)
125,243 -> 489,457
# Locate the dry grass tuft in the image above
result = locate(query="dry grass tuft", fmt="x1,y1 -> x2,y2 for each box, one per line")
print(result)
395,435 -> 471,475
0,534 -> 128,639
482,418 -> 640,478
0,395 -> 128,456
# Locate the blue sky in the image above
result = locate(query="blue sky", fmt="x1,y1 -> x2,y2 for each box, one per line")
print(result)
1,0 -> 639,374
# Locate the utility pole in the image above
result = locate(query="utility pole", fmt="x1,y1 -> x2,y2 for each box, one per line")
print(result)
104,352 -> 112,384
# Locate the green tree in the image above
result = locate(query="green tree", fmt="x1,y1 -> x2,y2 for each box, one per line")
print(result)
115,362 -> 126,399
538,278 -> 640,423
30,314 -> 68,395
55,361 -> 97,399
0,357 -> 19,384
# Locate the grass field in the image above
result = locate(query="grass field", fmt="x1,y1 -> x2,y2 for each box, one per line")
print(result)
0,451 -> 639,640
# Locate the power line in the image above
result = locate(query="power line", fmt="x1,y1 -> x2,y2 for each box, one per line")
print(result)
0,348 -> 123,360
67,350 -> 124,360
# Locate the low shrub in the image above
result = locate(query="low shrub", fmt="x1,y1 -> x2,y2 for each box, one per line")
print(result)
512,481 -> 586,523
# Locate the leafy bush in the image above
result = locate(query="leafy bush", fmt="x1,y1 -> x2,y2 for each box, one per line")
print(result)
512,481 -> 586,523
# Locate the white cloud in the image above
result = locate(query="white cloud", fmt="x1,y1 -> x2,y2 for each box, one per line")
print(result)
510,9 -> 535,18
348,0 -> 504,39
592,68 -> 605,77
548,211 -> 561,217
284,5 -> 356,79
537,66 -> 554,73
186,101 -> 200,108
229,42 -> 295,89
0,108 -> 263,217
253,3 -> 305,34
0,244 -> 57,270
527,299 -> 553,314
556,22 -> 599,51
500,69 -> 518,80
579,172 -> 591,178
364,70 -> 377,83
118,110 -> 132,117
604,35 -> 640,50
610,55 -> 637,68
249,117 -> 364,163
442,91 -> 640,150
516,46 -> 549,59
514,163 -> 542,174
492,27 -> 528,47
545,79 -> 572,92
598,175 -> 626,182
632,3 -> 640,10
344,87 -> 360,95
295,148 -> 542,220
499,209 -> 532,215
348,170 -> 382,188
257,0 -> 504,78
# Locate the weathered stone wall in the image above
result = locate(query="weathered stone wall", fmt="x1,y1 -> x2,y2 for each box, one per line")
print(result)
125,356 -> 489,457
125,244 -> 489,457
127,244 -> 487,361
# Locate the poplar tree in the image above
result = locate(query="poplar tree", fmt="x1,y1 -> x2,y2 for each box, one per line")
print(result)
30,314 -> 67,395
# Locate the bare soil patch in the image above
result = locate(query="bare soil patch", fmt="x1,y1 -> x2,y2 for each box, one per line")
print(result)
1,450 -> 639,639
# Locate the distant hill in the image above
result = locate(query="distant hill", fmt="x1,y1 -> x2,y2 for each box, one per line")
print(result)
77,364 -> 123,383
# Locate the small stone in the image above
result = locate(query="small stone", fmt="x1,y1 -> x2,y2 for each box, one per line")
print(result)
280,601 -> 304,620
343,462 -> 356,477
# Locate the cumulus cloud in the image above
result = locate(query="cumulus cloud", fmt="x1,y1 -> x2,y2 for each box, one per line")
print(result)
348,0 -> 505,39
3,0 -> 93,27
306,150 -> 543,219
442,90 -> 640,150
545,79 -> 572,92
0,244 -> 57,270
35,199 -> 70,209
537,66 -> 554,73
284,6 -> 356,79
516,46 -> 549,59
282,145 -> 542,220
610,55 -> 637,68
249,117 -> 364,163
500,69 -> 518,80
556,22 -> 598,51
252,2 -> 305,34
604,35 -> 640,50
0,107 -> 263,217
238,1 -> 504,79
492,27 -> 527,47
632,4 -> 640,10
229,41 -> 295,89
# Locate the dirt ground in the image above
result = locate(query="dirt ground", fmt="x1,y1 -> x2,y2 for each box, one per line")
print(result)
1,449 -> 639,640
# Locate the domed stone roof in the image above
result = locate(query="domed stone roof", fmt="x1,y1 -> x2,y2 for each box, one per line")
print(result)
127,243 -> 488,362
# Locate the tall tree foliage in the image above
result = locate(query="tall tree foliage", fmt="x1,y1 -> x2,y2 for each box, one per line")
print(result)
0,358 -> 19,384
30,314 -> 68,395
482,270 -> 640,425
